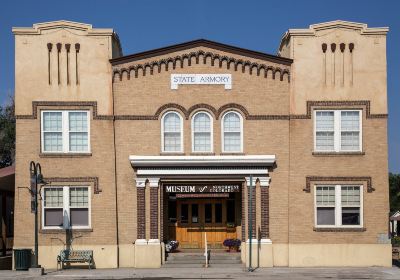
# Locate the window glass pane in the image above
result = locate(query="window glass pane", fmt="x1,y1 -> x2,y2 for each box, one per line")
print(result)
316,111 -> 334,131
341,186 -> 360,206
223,112 -> 240,132
43,132 -> 63,152
194,113 -> 210,132
316,132 -> 334,151
70,208 -> 89,226
341,111 -> 359,131
180,204 -> 188,223
227,200 -> 235,223
341,132 -> 360,151
316,186 -> 335,206
191,204 -> 198,223
224,132 -> 241,151
43,112 -> 62,131
341,207 -> 360,225
168,200 -> 177,223
215,203 -> 222,223
69,132 -> 88,151
69,112 -> 88,132
317,207 -> 335,225
164,113 -> 181,132
44,209 -> 63,226
70,187 -> 88,207
164,132 -> 181,151
44,188 -> 63,207
164,112 -> 181,151
194,132 -> 211,151
205,203 -> 212,223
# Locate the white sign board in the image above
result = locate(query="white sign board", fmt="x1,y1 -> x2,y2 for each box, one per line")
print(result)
171,74 -> 232,90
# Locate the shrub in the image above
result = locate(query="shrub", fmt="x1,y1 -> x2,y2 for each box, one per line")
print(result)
165,240 -> 179,252
223,238 -> 241,248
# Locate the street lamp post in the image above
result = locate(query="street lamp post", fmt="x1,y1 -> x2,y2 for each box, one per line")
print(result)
248,175 -> 254,272
29,161 -> 46,268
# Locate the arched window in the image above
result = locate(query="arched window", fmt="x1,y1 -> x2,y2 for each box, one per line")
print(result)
222,111 -> 243,152
192,112 -> 212,152
162,111 -> 183,152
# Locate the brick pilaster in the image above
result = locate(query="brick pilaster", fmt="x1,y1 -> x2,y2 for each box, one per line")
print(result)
136,186 -> 146,240
150,186 -> 159,240
261,186 -> 269,239
241,183 -> 246,241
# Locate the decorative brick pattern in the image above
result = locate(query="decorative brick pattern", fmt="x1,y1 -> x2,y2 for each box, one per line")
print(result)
247,185 -> 256,239
160,186 -> 164,242
112,48 -> 291,82
44,177 -> 101,194
136,187 -> 146,240
304,176 -> 374,193
260,186 -> 269,239
150,187 -> 159,240
313,227 -> 366,232
15,101 -> 113,120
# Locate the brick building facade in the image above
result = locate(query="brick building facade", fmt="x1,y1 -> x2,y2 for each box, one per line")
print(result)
12,20 -> 391,268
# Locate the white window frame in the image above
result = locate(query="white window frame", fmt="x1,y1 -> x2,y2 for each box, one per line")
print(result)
314,184 -> 363,228
314,110 -> 362,152
191,111 -> 213,153
221,111 -> 243,153
41,110 -> 91,153
41,186 -> 91,230
161,111 -> 184,153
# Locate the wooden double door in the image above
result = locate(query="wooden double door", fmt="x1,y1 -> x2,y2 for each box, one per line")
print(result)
172,199 -> 237,249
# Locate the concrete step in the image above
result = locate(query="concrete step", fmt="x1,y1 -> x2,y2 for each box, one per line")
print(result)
165,259 -> 242,264
167,254 -> 241,261
163,262 -> 244,268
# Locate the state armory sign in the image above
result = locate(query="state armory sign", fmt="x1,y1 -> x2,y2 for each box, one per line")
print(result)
165,184 -> 240,193
171,74 -> 232,89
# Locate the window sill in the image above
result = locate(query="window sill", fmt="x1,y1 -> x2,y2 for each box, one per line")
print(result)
312,151 -> 365,157
160,152 -> 185,156
40,228 -> 93,234
190,152 -> 215,156
313,227 -> 366,232
40,153 -> 92,158
220,152 -> 245,156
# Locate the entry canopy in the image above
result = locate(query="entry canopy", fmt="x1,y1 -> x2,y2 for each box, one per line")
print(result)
129,155 -> 276,167
129,155 -> 275,187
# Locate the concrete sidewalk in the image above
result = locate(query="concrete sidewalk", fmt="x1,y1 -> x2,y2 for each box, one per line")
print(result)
0,266 -> 399,280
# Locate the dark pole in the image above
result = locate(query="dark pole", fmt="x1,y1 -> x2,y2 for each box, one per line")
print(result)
30,161 -> 42,268
248,175 -> 253,272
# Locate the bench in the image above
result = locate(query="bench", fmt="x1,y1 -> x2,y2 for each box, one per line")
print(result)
57,249 -> 93,270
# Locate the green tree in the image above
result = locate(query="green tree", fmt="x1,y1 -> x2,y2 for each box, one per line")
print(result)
389,173 -> 400,213
0,96 -> 15,168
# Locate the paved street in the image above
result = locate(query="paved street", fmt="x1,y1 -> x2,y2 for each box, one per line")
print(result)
0,266 -> 399,280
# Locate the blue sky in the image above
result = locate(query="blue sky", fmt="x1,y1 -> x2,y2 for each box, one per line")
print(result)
0,0 -> 399,172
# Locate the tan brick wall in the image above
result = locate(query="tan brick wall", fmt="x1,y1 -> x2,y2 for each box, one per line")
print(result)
12,20 -> 389,268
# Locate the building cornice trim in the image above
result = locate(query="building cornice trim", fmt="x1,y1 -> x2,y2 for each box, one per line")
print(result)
15,100 -> 387,121
304,176 -> 374,193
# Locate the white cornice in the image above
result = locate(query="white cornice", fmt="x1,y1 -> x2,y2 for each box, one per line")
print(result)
129,155 -> 276,167
12,20 -> 115,36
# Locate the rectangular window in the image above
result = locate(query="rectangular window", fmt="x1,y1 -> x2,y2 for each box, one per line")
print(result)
215,203 -> 222,223
42,186 -> 90,229
227,200 -> 235,223
41,111 -> 90,153
191,204 -> 199,223
315,185 -> 362,228
205,203 -> 212,223
314,110 -> 361,152
180,204 -> 188,224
